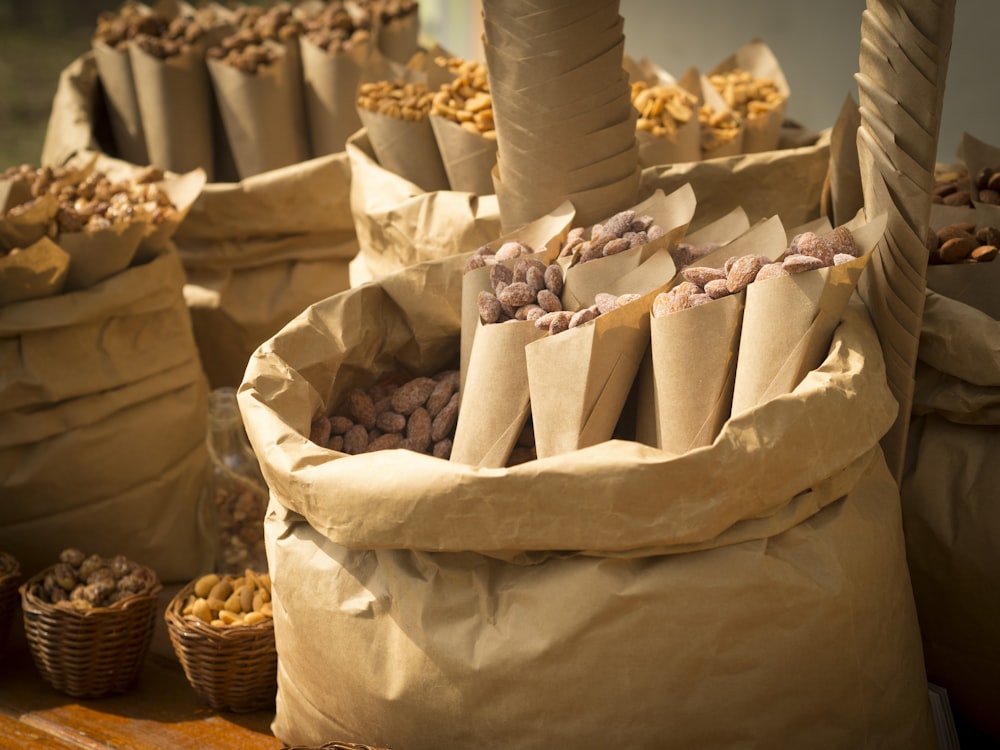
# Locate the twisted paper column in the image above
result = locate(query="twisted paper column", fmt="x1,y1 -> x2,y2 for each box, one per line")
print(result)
855,0 -> 956,481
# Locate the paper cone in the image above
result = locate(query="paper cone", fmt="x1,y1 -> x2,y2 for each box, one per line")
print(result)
650,292 -> 745,455
562,167 -> 641,231
60,219 -> 148,292
709,39 -> 789,154
482,9 -> 621,59
926,252 -> 1000,320
459,201 -> 575,391
92,40 -> 149,165
301,34 -> 371,157
731,213 -> 888,417
560,185 -> 695,310
134,166 -> 208,262
128,41 -> 214,179
450,320 -> 545,467
697,76 -> 744,160
206,42 -> 309,179
429,115 -> 498,195
357,107 -> 450,193
375,8 -> 419,64
685,204 -> 751,244
525,285 -> 650,459
0,237 -> 71,306
482,21 -> 623,86
483,0 -> 619,36
0,193 -> 59,251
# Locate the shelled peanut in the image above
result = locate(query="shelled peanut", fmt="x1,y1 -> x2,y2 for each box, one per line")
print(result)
36,548 -> 158,610
631,81 -> 697,138
357,80 -> 434,121
698,105 -> 741,152
184,570 -> 272,627
653,225 -> 860,316
310,369 -> 460,458
430,57 -> 495,138
926,221 -> 998,264
708,69 -> 783,120
0,163 -> 177,236
558,209 -> 666,265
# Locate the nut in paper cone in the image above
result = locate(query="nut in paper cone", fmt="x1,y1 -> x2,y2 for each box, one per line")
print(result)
357,108 -> 450,193
730,213 -> 888,417
134,166 -> 208,262
451,319 -> 545,467
60,219 -> 148,291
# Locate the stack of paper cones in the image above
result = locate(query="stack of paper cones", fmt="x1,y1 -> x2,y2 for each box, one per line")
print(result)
854,0 -> 956,481
482,0 -> 639,233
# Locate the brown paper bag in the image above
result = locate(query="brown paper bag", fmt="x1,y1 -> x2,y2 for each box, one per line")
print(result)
238,252 -> 935,749
0,241 -> 214,582
0,238 -> 70,307
346,129 -> 501,283
902,290 -> 1000,740
731,212 -> 888,416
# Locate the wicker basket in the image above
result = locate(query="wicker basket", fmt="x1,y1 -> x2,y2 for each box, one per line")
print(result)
19,563 -> 161,698
0,552 -> 22,652
164,579 -> 277,712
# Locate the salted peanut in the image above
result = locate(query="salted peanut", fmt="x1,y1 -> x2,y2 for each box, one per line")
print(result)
357,79 -> 434,121
708,68 -> 783,120
631,81 -> 698,137
430,57 -> 494,138
699,105 -> 741,152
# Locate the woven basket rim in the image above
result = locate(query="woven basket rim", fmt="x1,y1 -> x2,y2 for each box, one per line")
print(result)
164,577 -> 275,641
19,562 -> 162,617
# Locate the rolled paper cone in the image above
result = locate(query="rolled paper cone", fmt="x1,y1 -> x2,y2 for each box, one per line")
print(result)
488,37 -> 627,110
525,285 -> 650,460
697,74 -> 744,159
482,10 -> 622,58
429,116 -> 498,196
957,131 -> 1000,187
496,116 -> 637,179
686,204 -> 751,245
451,319 -> 546,468
650,291 -> 745,455
483,0 -> 619,36
128,42 -> 215,180
0,193 -> 59,251
134,167 -> 208,262
564,167 -> 641,228
357,108 -> 450,193
301,35 -> 370,158
854,75 -> 935,163
60,220 -> 148,291
92,40 -> 149,165
860,11 -> 938,98
490,76 -> 632,143
0,237 -> 71,306
206,43 -> 310,179
636,116 -> 701,168
857,40 -> 937,137
375,9 -> 420,64
459,201 -> 575,390
709,39 -> 790,154
497,139 -> 638,200
857,106 -> 932,193
730,213 -> 889,417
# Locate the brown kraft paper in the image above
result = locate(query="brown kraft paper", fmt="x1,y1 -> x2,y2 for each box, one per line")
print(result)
0,238 -> 70,307
92,39 -> 150,166
301,33 -> 370,158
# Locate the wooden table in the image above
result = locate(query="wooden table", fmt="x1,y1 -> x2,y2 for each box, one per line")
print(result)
0,585 -> 285,750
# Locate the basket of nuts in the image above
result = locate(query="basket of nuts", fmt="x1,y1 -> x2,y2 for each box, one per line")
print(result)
0,551 -> 22,652
18,549 -> 161,698
164,570 -> 276,712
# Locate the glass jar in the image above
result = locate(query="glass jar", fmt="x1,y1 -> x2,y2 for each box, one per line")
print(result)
205,387 -> 269,574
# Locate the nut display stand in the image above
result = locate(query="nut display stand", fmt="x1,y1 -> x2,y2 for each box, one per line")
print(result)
235,3 -> 954,747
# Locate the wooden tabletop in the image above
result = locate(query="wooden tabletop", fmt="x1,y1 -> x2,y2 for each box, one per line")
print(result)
0,585 -> 285,750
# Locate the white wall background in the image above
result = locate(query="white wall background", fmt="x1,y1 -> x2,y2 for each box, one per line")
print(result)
423,0 -> 999,163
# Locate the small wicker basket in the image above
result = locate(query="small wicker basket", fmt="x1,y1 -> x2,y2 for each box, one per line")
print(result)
19,562 -> 161,698
164,579 -> 277,712
0,551 -> 22,652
